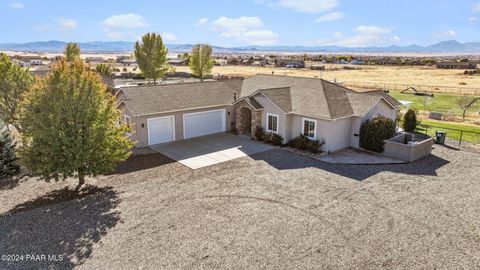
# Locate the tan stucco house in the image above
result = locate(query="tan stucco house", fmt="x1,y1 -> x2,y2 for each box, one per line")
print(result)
116,74 -> 401,153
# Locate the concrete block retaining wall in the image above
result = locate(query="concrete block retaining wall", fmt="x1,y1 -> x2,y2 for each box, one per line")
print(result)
383,134 -> 434,162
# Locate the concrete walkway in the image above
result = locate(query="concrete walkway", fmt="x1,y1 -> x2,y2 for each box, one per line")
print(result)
150,133 -> 273,169
317,148 -> 406,164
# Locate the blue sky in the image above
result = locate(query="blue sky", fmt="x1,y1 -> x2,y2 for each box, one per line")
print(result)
1,0 -> 479,47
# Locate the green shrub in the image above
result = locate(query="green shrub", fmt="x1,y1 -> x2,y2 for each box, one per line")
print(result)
263,132 -> 272,143
254,126 -> 265,141
288,134 -> 325,153
402,109 -> 418,132
270,133 -> 284,146
360,116 -> 396,153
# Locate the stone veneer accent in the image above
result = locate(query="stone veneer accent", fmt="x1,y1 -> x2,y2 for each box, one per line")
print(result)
235,99 -> 262,138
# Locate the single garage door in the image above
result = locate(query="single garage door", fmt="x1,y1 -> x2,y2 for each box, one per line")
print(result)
183,109 -> 226,139
147,116 -> 175,145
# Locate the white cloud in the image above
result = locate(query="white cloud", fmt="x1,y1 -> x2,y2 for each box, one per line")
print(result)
10,2 -> 24,9
102,13 -> 149,29
57,18 -> 78,31
315,25 -> 397,47
390,36 -> 401,42
473,3 -> 480,13
101,13 -> 149,40
34,18 -> 78,32
435,30 -> 456,38
276,0 -> 338,13
200,16 -> 279,45
315,11 -> 344,22
162,32 -> 177,42
195,18 -> 209,26
469,17 -> 478,23
355,25 -> 392,35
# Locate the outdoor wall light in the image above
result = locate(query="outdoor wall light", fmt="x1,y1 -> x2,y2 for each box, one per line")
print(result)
141,123 -> 145,128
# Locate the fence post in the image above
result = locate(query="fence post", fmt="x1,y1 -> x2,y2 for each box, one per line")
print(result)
425,125 -> 428,140
459,131 -> 463,147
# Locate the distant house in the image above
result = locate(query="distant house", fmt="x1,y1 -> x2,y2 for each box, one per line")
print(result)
275,59 -> 305,68
86,57 -> 105,63
30,66 -> 51,77
436,61 -> 478,69
167,58 -> 189,66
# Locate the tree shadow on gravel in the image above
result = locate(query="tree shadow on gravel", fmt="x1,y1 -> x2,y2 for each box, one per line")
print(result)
0,185 -> 121,269
252,149 -> 450,181
0,173 -> 28,191
107,153 -> 175,175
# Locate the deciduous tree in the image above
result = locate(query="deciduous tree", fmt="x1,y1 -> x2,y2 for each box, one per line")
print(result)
456,96 -> 480,120
64,42 -> 81,62
134,33 -> 169,84
0,53 -> 34,131
19,60 -> 133,191
189,44 -> 214,81
95,63 -> 112,76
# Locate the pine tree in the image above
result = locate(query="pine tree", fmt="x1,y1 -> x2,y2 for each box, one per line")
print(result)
0,120 -> 19,178
20,60 -> 134,190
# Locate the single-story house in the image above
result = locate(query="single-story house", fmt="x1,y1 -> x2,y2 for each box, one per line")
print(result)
116,75 -> 401,153
436,61 -> 478,69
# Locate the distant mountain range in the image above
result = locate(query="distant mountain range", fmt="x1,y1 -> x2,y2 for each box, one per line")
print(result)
1,40 -> 480,54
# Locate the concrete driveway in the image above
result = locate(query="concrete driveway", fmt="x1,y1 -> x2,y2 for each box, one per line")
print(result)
150,133 -> 273,169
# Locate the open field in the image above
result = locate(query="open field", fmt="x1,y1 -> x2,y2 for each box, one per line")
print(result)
389,91 -> 480,117
175,65 -> 480,95
416,119 -> 480,143
1,147 -> 480,269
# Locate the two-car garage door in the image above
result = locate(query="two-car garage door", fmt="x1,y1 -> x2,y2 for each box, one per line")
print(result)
147,109 -> 226,145
183,109 -> 226,139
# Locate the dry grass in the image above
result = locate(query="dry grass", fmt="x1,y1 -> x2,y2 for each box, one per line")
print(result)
176,65 -> 480,94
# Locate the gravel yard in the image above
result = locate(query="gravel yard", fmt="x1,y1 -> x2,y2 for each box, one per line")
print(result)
1,145 -> 480,269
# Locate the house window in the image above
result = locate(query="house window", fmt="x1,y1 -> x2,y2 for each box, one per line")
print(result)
124,115 -> 132,136
124,115 -> 131,127
302,118 -> 316,139
267,113 -> 278,133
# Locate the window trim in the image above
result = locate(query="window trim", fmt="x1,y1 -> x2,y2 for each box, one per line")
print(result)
266,113 -> 279,134
302,117 -> 317,140
124,115 -> 132,136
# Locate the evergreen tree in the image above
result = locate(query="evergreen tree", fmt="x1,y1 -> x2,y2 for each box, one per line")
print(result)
0,119 -> 19,178
134,33 -> 169,84
189,44 -> 214,81
402,109 -> 418,132
19,60 -> 134,191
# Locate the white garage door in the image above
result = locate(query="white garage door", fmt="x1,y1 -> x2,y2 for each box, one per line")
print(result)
147,116 -> 175,145
183,109 -> 226,139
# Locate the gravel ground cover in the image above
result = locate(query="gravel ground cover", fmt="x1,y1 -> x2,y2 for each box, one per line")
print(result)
1,146 -> 480,269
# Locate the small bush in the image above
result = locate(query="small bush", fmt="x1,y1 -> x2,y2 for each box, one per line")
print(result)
254,126 -> 265,141
359,116 -> 396,153
270,133 -> 284,146
402,109 -> 418,132
263,132 -> 272,143
288,134 -> 325,153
